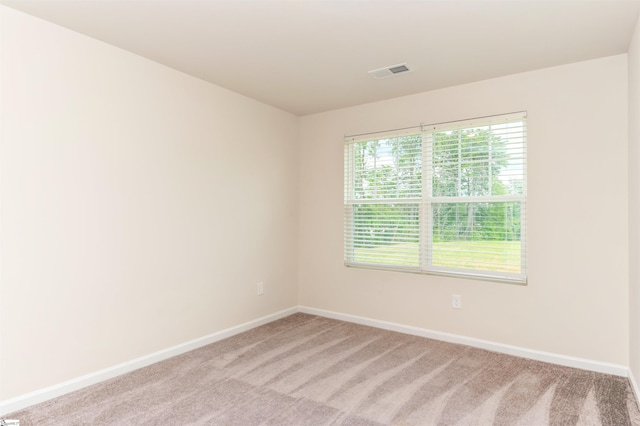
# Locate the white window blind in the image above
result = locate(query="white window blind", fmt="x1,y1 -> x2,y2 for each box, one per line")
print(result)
344,112 -> 527,283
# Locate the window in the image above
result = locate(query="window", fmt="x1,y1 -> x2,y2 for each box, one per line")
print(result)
344,112 -> 527,283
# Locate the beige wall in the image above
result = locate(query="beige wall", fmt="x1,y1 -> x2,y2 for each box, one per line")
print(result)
629,16 -> 640,384
299,55 -> 629,365
0,6 -> 299,399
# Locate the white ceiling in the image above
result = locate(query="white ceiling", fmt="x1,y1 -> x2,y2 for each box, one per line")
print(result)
3,0 -> 640,116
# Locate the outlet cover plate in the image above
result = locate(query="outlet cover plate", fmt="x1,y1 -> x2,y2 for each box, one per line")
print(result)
452,294 -> 462,309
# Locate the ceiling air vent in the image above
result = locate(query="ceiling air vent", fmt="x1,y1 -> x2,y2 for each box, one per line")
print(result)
368,63 -> 413,79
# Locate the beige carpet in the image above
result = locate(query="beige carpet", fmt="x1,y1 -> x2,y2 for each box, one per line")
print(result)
8,313 -> 640,425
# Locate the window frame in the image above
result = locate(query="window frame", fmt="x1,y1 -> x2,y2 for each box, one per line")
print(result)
344,112 -> 527,284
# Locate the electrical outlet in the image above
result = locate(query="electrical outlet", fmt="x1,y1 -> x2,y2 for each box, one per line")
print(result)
257,282 -> 264,296
452,294 -> 462,309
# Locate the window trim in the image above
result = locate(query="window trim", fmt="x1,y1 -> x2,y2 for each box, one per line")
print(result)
344,111 -> 527,284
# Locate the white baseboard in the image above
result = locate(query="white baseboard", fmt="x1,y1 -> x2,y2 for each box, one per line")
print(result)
299,306 -> 629,377
0,306 -> 298,417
